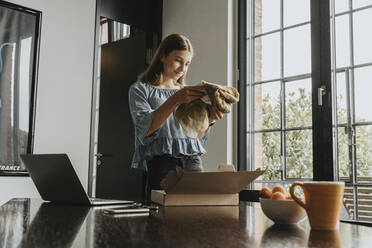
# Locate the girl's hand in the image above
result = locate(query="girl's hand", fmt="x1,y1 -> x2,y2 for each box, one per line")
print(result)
208,105 -> 224,123
171,85 -> 206,105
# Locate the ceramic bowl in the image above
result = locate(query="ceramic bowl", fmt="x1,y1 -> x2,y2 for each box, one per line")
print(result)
260,198 -> 307,224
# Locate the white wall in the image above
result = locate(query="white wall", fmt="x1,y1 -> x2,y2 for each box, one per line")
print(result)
0,0 -> 96,205
0,0 -> 238,205
163,0 -> 238,171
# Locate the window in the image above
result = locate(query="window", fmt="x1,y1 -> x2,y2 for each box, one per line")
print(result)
249,0 -> 312,181
239,0 -> 372,224
100,18 -> 131,45
0,2 -> 41,175
332,1 -> 372,222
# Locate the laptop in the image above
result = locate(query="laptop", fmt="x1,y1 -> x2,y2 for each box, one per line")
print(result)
20,153 -> 134,206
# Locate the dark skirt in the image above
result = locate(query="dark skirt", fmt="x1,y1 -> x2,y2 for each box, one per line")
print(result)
145,154 -> 203,200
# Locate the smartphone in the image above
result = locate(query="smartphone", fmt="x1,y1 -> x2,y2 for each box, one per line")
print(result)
103,205 -> 150,214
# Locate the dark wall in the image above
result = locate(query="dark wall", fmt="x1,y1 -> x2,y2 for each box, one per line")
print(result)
99,0 -> 162,34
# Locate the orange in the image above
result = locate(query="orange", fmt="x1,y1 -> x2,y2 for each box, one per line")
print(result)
260,187 -> 272,199
271,192 -> 286,200
285,194 -> 293,200
272,185 -> 286,195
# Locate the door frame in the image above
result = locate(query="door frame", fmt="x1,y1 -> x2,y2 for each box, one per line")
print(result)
88,0 -> 162,196
87,0 -> 102,196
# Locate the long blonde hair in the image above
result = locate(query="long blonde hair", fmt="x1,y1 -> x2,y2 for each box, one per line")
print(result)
138,34 -> 193,86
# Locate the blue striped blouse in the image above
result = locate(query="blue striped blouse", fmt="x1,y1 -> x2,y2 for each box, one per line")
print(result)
128,82 -> 209,171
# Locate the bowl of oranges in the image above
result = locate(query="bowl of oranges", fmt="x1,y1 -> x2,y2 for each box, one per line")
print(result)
259,185 -> 306,224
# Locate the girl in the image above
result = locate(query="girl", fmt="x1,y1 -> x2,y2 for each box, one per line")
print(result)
128,34 -> 223,199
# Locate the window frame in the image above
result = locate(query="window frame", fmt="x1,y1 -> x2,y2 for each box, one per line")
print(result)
333,3 -> 372,222
238,0 -> 372,225
238,0 -> 333,181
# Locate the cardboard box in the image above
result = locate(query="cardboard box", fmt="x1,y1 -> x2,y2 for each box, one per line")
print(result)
151,165 -> 264,206
151,206 -> 239,220
151,190 -> 239,206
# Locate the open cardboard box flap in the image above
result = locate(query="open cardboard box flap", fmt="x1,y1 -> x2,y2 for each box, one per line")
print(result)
160,165 -> 264,194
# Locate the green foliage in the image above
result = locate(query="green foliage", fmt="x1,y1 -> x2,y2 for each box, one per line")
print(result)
333,97 -> 372,179
259,89 -> 372,180
261,132 -> 281,180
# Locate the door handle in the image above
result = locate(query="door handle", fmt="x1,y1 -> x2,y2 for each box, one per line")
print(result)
318,85 -> 326,106
95,153 -> 113,158
95,153 -> 113,166
95,153 -> 103,159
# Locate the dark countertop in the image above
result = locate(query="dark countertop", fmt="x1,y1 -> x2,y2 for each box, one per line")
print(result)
0,198 -> 371,248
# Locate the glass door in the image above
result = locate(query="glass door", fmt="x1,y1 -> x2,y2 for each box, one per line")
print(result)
332,0 -> 372,222
241,0 -> 372,223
